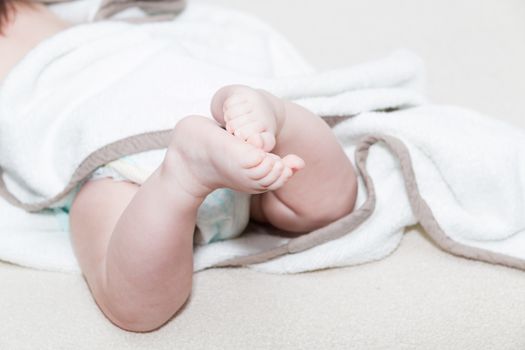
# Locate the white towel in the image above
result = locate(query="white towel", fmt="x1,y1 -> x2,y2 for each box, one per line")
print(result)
1,3 -> 523,275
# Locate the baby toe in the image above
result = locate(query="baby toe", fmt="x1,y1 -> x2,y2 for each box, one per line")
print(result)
224,102 -> 252,121
246,153 -> 275,180
282,154 -> 306,172
246,133 -> 264,149
266,167 -> 293,191
235,122 -> 265,141
259,131 -> 276,152
227,117 -> 253,135
258,160 -> 284,187
241,147 -> 266,169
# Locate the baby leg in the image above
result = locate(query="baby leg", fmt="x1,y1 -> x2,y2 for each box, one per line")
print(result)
212,85 -> 358,233
70,167 -> 199,332
69,115 -> 301,332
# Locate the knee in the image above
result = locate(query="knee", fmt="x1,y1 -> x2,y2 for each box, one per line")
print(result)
95,284 -> 192,333
105,309 -> 167,333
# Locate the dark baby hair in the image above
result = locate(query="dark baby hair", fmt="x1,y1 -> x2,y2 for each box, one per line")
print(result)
0,0 -> 29,32
0,0 -> 13,26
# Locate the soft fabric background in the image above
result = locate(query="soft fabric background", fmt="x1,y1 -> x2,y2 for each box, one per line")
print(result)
1,0 -> 524,348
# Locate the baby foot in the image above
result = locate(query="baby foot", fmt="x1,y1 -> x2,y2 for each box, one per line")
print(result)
164,115 -> 304,199
212,85 -> 285,152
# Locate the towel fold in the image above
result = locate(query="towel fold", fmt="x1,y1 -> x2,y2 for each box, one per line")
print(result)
1,2 -> 524,274
38,0 -> 186,21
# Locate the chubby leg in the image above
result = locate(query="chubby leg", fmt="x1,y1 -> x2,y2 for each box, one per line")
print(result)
70,168 -> 199,333
69,115 -> 300,332
211,85 -> 358,233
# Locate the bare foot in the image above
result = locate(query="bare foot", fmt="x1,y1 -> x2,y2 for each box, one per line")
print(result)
164,115 -> 303,199
212,85 -> 286,153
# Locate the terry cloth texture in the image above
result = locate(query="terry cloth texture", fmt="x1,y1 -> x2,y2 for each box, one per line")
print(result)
0,3 -> 525,274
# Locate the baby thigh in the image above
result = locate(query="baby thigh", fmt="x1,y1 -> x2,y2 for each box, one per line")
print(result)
251,99 -> 358,233
69,173 -> 196,332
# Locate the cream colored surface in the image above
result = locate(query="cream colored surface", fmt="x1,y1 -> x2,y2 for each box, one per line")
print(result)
1,0 -> 525,348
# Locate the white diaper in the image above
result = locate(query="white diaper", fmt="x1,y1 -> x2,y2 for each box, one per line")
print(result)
58,149 -> 251,245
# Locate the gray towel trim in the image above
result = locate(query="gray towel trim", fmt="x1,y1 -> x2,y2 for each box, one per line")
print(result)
94,0 -> 186,21
214,134 -> 525,271
0,129 -> 172,212
36,0 -> 186,21
1,116 -> 524,271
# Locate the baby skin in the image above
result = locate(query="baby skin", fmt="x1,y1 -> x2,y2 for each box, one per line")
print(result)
69,85 -> 358,332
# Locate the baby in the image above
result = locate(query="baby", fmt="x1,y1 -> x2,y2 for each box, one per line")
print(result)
1,1 -> 358,332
